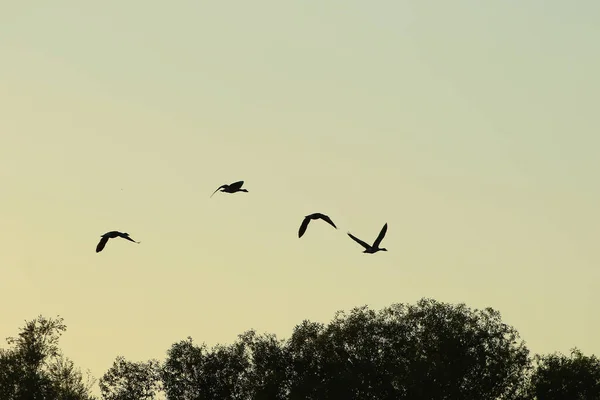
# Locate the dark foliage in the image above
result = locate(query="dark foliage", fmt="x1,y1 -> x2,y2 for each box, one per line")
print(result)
99,356 -> 162,400
101,299 -> 534,400
3,300 -> 599,400
0,315 -> 96,400
527,348 -> 600,400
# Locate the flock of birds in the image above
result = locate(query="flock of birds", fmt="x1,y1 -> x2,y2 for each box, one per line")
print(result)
95,180 -> 389,254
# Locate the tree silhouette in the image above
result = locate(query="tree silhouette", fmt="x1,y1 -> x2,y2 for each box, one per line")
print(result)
285,299 -> 531,399
5,300 -> 600,400
527,348 -> 600,400
0,315 -> 96,400
99,356 -> 162,400
149,298 -> 532,399
160,336 -> 258,399
160,337 -> 204,399
236,330 -> 290,399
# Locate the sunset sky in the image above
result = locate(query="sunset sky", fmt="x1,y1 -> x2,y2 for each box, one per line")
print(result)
1,0 -> 599,393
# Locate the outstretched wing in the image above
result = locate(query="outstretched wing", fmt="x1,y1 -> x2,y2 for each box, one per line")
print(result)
120,234 -> 139,244
318,214 -> 337,229
373,223 -> 388,247
347,232 -> 371,249
298,217 -> 311,238
210,184 -> 227,198
96,236 -> 109,253
228,181 -> 244,191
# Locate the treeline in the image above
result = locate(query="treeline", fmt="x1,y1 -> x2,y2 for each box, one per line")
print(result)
1,298 -> 599,400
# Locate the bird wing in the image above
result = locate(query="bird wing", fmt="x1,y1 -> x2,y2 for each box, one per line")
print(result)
210,185 -> 227,198
319,214 -> 337,229
347,232 -> 371,249
298,217 -> 311,238
228,181 -> 244,191
373,223 -> 388,247
96,236 -> 109,253
120,235 -> 138,244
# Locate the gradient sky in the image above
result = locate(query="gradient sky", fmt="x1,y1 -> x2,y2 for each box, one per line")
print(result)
1,0 -> 599,394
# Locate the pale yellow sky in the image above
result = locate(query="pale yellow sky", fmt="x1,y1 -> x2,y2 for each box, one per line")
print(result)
1,0 -> 599,392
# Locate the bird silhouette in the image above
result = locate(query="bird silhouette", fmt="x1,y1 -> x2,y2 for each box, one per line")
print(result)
298,213 -> 337,238
347,223 -> 388,253
96,231 -> 140,253
210,180 -> 248,198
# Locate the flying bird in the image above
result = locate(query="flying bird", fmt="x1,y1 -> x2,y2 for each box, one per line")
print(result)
298,213 -> 337,238
96,231 -> 140,253
210,180 -> 248,198
347,223 -> 388,254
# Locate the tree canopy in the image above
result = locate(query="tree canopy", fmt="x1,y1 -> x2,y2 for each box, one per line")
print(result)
0,315 -> 96,400
527,348 -> 600,400
1,299 -> 598,400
